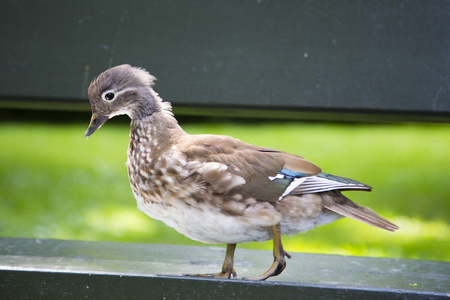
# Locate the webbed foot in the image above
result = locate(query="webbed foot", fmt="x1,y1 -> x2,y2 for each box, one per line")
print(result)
243,224 -> 291,281
183,243 -> 237,279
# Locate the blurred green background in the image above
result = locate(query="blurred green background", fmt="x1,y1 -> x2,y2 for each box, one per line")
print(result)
1,111 -> 449,262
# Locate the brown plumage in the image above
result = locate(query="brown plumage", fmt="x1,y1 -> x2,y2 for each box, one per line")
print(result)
85,64 -> 399,280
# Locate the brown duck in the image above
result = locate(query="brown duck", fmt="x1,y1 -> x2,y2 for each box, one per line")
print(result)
85,64 -> 398,280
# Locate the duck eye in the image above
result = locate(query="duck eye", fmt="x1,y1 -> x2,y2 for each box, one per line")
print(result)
104,92 -> 115,101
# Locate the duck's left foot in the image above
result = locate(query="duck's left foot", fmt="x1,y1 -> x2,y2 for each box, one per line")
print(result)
243,224 -> 291,281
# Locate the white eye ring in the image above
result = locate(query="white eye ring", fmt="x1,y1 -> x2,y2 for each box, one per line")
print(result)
102,90 -> 115,101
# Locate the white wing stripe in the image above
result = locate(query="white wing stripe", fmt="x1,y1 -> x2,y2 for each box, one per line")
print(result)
276,175 -> 370,200
280,177 -> 307,199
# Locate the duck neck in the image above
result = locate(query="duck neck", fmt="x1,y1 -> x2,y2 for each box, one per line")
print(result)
129,109 -> 186,154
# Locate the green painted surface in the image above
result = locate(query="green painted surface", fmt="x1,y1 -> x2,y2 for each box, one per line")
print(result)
1,238 -> 449,299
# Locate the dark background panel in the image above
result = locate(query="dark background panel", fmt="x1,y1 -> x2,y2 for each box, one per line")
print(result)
0,0 -> 449,121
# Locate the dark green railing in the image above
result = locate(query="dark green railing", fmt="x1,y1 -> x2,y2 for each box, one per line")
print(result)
1,238 -> 449,299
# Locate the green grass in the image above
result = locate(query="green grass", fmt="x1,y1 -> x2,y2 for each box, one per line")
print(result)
1,119 -> 449,262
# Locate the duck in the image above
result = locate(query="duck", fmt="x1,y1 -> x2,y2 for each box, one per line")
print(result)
85,64 -> 398,280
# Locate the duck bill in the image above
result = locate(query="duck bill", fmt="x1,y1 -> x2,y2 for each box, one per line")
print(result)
85,113 -> 108,139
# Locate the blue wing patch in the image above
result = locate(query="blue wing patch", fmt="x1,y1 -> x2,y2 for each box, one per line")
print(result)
278,168 -> 309,179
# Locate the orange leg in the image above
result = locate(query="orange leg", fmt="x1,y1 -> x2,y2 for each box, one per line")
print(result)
244,224 -> 291,281
184,243 -> 237,279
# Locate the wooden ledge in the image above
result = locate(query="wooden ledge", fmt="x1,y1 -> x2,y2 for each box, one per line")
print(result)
0,238 -> 448,299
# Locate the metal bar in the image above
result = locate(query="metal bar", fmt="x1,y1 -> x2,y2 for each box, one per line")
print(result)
1,238 -> 448,299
